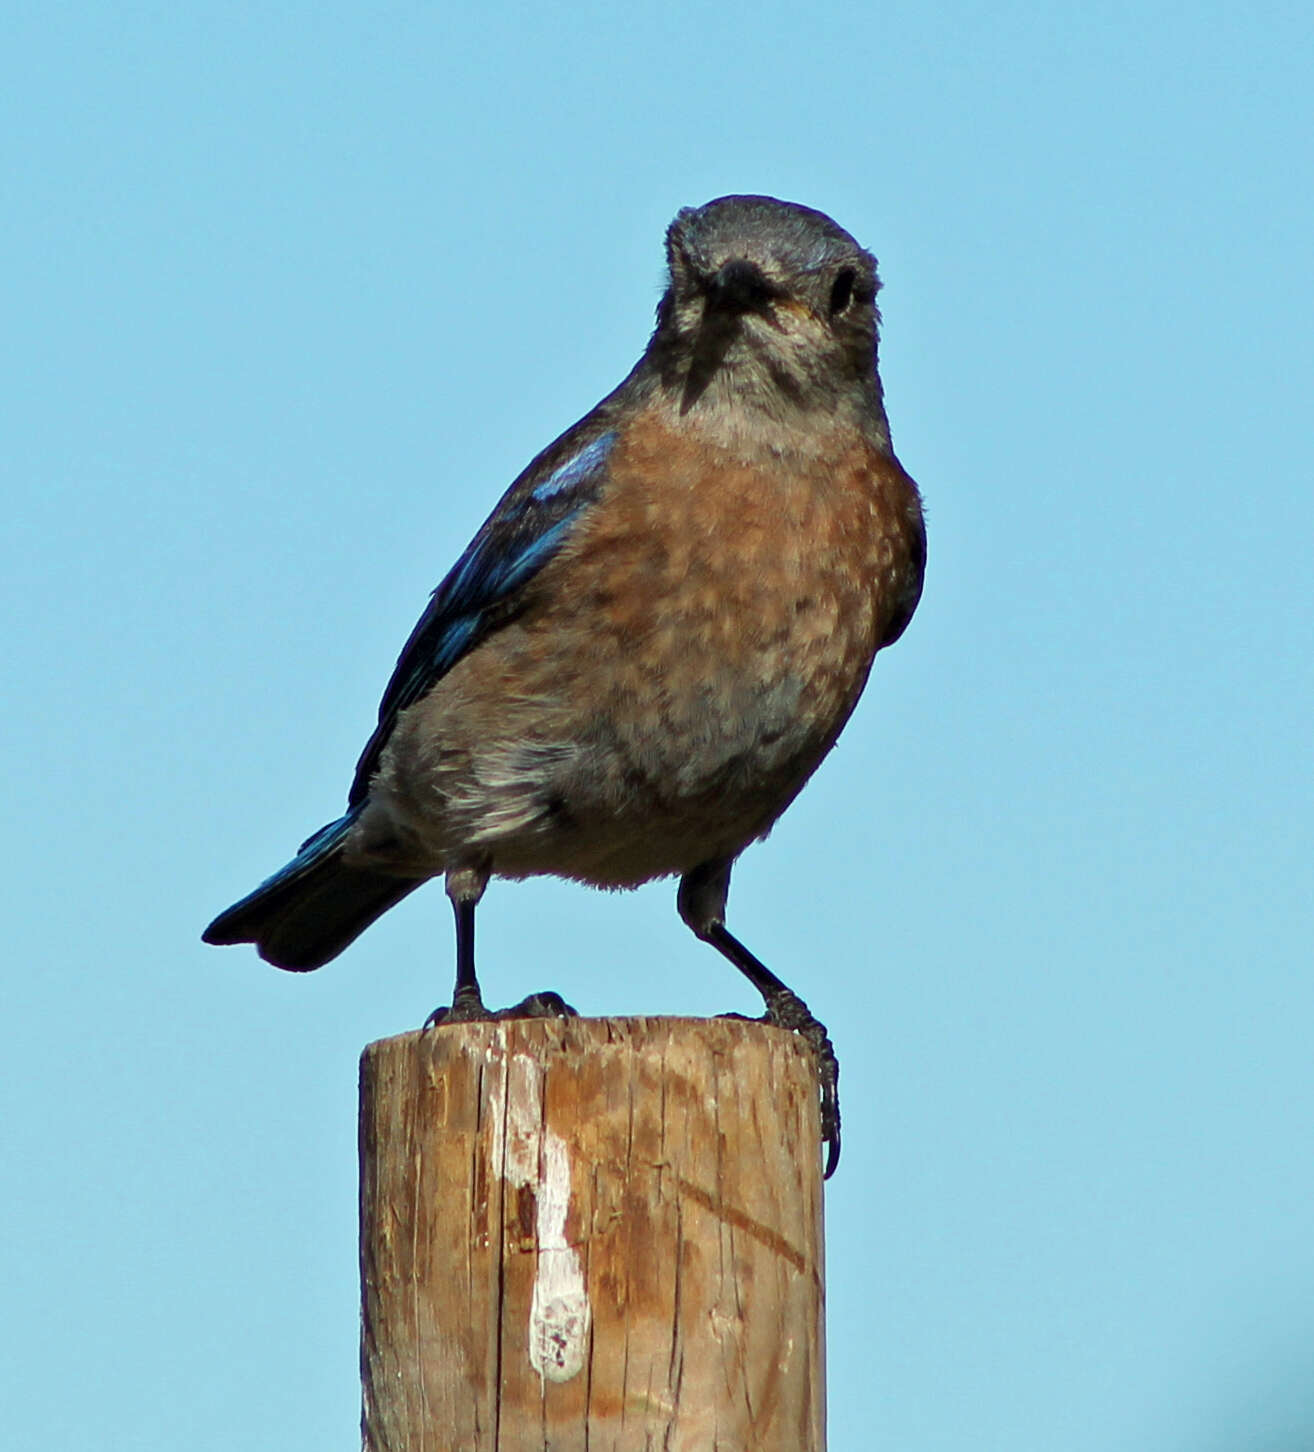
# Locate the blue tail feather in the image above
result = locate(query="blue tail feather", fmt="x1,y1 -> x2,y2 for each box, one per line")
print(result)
203,811 -> 422,971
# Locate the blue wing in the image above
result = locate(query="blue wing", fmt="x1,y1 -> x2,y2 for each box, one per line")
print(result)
346,428 -> 618,805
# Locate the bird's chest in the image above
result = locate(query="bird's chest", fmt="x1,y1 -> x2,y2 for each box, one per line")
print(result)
534,419 -> 915,791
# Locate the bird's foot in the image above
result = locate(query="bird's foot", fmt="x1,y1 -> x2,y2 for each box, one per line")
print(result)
495,990 -> 578,1021
749,988 -> 841,1180
424,987 -> 578,1028
424,983 -> 489,1027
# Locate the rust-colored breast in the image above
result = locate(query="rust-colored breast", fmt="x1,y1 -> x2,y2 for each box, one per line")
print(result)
375,403 -> 923,883
541,406 -> 924,737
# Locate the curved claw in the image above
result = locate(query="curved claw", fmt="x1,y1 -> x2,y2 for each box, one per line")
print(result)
495,991 -> 579,1020
424,987 -> 578,1028
423,983 -> 488,1028
760,988 -> 842,1180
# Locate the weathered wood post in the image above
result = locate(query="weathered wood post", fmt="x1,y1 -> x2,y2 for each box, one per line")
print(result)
359,1015 -> 826,1450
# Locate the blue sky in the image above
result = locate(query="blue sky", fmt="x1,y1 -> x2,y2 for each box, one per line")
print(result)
4,3 -> 1311,1448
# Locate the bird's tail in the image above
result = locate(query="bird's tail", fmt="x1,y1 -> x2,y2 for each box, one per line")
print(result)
202,813 -> 422,971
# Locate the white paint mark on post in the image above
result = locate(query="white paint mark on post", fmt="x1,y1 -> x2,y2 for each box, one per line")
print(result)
503,1049 -> 541,1187
498,1046 -> 591,1384
527,1131 -> 590,1383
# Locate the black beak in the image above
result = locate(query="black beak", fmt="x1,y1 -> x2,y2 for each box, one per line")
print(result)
680,259 -> 781,416
704,258 -> 777,316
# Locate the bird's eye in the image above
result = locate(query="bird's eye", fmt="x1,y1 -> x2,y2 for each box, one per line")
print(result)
828,268 -> 855,316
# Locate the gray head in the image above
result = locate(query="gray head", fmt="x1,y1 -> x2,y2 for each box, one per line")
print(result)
648,195 -> 886,429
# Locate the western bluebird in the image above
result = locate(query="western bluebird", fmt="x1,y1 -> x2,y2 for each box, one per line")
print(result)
204,195 -> 926,1176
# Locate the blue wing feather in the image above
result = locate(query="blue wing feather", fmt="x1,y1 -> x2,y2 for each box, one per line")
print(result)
346,428 -> 618,805
527,432 -> 616,503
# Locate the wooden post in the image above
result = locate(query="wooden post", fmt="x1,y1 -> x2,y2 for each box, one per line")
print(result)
359,1015 -> 826,1451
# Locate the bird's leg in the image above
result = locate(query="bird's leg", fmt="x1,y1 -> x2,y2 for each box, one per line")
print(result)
679,861 -> 842,1179
424,865 -> 490,1025
705,922 -> 841,1179
425,861 -> 578,1027
450,894 -> 486,1015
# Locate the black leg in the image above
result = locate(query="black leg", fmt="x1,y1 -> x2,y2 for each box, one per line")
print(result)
450,895 -> 486,1013
678,861 -> 842,1178
453,895 -> 476,992
424,863 -> 491,1026
425,861 -> 578,1028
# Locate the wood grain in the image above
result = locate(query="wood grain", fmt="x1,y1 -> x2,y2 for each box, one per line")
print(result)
360,1016 -> 826,1451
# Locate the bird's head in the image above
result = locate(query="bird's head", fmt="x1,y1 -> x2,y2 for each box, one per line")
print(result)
651,195 -> 884,425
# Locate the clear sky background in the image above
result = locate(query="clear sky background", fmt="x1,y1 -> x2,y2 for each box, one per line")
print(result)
4,4 -> 1311,1448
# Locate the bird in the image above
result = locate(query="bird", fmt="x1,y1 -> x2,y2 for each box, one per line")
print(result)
204,195 -> 926,1177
